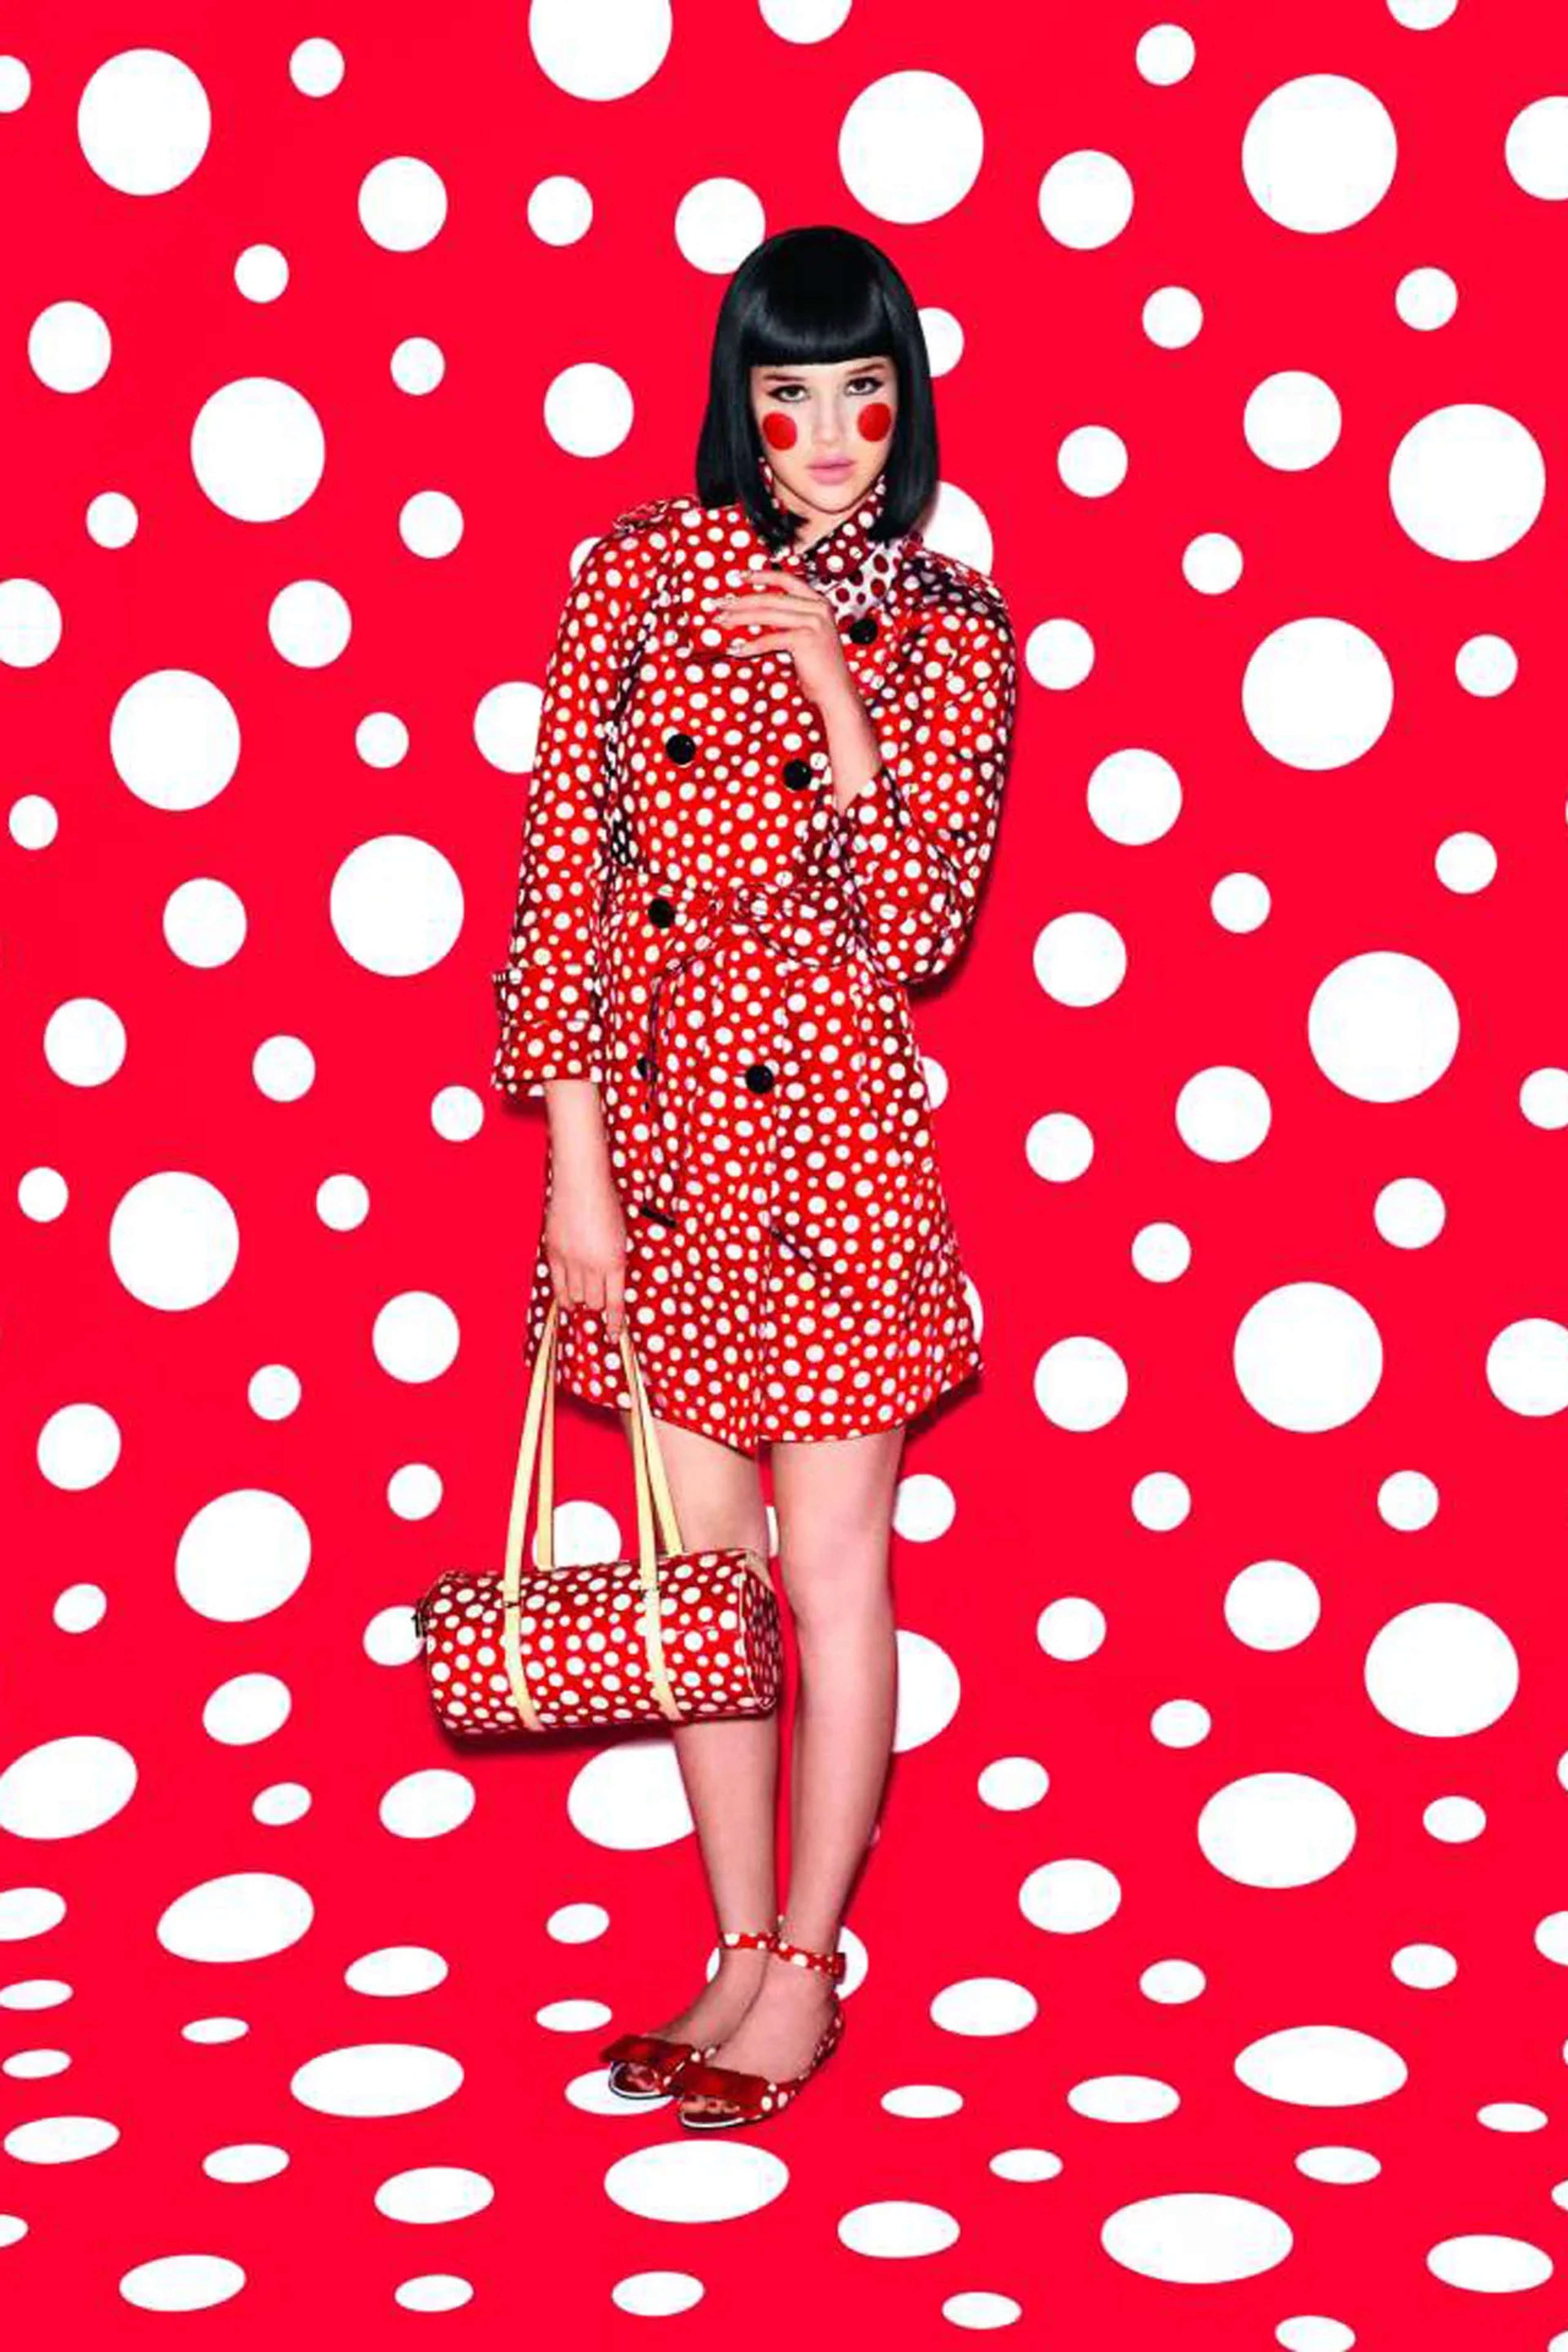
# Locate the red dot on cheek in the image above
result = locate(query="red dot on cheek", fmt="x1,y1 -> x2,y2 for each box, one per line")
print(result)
762,412 -> 798,451
857,401 -> 893,444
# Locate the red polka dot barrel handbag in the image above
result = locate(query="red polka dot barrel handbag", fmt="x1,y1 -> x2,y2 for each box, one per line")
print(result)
413,1300 -> 784,1736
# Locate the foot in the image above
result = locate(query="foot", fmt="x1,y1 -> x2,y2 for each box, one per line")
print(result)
613,1944 -> 771,2094
678,1943 -> 838,2118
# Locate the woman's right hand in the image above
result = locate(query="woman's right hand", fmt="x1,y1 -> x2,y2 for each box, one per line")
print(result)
543,1163 -> 628,1342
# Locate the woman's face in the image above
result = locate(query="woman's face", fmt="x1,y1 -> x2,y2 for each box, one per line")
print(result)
748,352 -> 897,521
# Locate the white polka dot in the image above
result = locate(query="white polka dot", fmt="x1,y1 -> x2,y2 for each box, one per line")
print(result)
191,379 -> 325,521
358,156 -> 447,251
1242,74 -> 1396,232
78,51 -> 210,194
1243,617 -> 1394,768
1488,1319 -> 1568,1416
529,0 -> 672,100
1506,96 -> 1568,200
1390,403 -> 1544,559
1308,952 -> 1459,1101
840,73 -> 984,223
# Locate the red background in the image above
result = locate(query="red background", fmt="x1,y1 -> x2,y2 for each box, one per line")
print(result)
4,0 -> 1567,2343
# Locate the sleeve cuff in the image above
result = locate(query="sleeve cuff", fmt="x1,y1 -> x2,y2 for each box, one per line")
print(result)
490,968 -> 606,1099
830,760 -> 898,830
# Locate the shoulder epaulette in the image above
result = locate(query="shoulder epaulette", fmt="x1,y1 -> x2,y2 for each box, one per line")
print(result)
907,543 -> 1013,637
609,492 -> 700,536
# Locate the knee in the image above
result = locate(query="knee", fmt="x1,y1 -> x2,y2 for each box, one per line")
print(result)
778,1538 -> 894,1638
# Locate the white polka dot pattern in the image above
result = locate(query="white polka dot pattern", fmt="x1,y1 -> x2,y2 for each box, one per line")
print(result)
417,1547 -> 783,1736
489,468 -> 1019,1451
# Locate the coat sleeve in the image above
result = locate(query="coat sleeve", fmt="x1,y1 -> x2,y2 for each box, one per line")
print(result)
829,594 -> 1019,989
489,524 -> 658,1100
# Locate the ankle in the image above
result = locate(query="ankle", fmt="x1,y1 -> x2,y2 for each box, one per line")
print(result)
715,1939 -> 771,1975
715,1923 -> 777,1961
773,1917 -> 842,1967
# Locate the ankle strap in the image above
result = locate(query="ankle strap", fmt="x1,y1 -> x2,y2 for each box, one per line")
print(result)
773,1918 -> 847,1981
718,1926 -> 777,1954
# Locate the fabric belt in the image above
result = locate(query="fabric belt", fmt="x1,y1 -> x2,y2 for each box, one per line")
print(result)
606,859 -> 876,1224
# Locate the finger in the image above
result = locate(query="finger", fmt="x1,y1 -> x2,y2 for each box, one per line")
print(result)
715,591 -> 819,619
744,567 -> 822,590
715,606 -> 818,633
604,1264 -> 626,1341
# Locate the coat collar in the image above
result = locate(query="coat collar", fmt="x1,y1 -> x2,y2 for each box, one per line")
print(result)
750,457 -> 912,622
663,462 -> 918,668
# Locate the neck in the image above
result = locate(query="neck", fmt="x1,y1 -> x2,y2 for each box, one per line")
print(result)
769,475 -> 871,552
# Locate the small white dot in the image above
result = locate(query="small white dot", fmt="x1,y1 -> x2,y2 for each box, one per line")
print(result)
1434,830 -> 1496,894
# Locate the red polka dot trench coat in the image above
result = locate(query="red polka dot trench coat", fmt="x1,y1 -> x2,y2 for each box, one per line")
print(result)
489,460 -> 1019,1452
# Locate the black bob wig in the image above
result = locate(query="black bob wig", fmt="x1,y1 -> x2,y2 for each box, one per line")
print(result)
694,225 -> 939,555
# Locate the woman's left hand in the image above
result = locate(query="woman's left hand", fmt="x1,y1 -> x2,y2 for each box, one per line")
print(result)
710,569 -> 853,710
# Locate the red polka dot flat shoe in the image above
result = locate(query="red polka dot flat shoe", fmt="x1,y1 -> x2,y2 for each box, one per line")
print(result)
675,1920 -> 847,2130
600,1925 -> 777,2101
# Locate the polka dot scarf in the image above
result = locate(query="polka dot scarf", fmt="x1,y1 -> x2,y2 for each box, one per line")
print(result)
755,454 -> 911,623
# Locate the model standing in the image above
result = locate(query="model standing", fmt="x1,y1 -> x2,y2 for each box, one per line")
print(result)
490,225 -> 1019,2127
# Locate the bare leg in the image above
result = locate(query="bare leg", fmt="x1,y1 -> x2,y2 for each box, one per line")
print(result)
610,1405 -> 781,2089
678,1420 -> 906,2116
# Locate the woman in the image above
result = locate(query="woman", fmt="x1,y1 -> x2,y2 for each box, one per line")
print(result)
490,225 -> 1019,2128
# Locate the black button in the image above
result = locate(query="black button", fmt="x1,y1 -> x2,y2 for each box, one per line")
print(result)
635,1053 -> 653,1080
744,1062 -> 775,1091
664,731 -> 697,764
782,758 -> 813,793
647,896 -> 675,926
848,614 -> 878,644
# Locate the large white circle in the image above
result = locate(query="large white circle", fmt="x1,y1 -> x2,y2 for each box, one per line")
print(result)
839,72 -> 984,224
1038,149 -> 1134,248
78,50 -> 210,194
1364,1603 -> 1518,1735
1033,911 -> 1127,1005
29,301 -> 111,392
109,1172 -> 239,1308
1487,1319 -> 1568,1417
528,0 -> 673,101
190,379 -> 325,521
1103,2192 -> 1292,2283
1389,403 -> 1545,560
542,361 -> 633,458
1506,96 -> 1568,201
331,835 -> 464,976
1198,1773 -> 1356,1886
111,670 -> 241,809
1242,617 -> 1394,769
357,156 -> 448,252
1174,1067 -> 1271,1163
1035,1335 -> 1127,1430
157,1873 -> 314,1963
0,1736 -> 137,1840
1233,1283 -> 1383,1432
1307,952 -> 1459,1101
1242,74 -> 1396,232
175,1489 -> 312,1621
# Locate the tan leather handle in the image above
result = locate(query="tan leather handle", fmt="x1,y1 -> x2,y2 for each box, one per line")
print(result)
499,1301 -> 689,1728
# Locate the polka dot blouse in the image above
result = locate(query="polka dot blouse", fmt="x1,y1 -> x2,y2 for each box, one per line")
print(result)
490,463 -> 1019,1452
